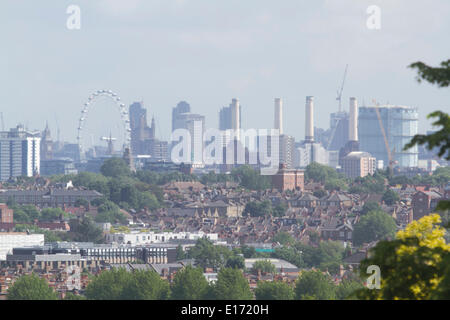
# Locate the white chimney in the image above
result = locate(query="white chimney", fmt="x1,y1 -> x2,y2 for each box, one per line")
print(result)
274,98 -> 283,135
231,98 -> 240,140
349,97 -> 358,141
305,96 -> 314,142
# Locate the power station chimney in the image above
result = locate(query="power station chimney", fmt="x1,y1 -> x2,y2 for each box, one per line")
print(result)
349,97 -> 358,141
274,98 -> 283,135
231,98 -> 240,140
305,96 -> 314,142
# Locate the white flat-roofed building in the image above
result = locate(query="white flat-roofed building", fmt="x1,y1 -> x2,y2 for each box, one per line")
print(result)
106,231 -> 218,245
0,233 -> 45,260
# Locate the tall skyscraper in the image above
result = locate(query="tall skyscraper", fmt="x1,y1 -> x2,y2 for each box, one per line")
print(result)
0,125 -> 40,181
172,101 -> 191,132
279,134 -> 295,168
40,122 -> 53,161
129,102 -> 156,156
358,105 -> 419,168
327,112 -> 349,151
171,101 -> 205,165
274,98 -> 283,135
305,96 -> 314,142
219,99 -> 242,131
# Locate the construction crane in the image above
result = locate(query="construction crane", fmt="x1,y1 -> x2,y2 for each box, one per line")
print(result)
372,99 -> 397,172
336,64 -> 349,113
327,64 -> 349,150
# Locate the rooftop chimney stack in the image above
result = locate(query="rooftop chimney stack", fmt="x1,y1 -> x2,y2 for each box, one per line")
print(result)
305,96 -> 314,142
274,98 -> 283,135
231,98 -> 240,140
349,97 -> 358,141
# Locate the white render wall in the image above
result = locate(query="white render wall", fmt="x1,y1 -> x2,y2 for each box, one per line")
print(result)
0,233 -> 45,260
106,231 -> 219,245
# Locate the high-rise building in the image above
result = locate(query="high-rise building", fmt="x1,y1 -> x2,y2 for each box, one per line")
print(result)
279,134 -> 295,169
231,98 -> 240,136
141,139 -> 169,162
0,125 -> 40,181
129,102 -> 156,155
341,151 -> 376,178
305,96 -> 314,142
294,143 -> 329,168
274,98 -> 283,135
171,101 -> 205,165
219,101 -> 242,131
358,105 -> 419,168
172,101 -> 191,132
327,111 -> 349,151
40,122 -> 53,161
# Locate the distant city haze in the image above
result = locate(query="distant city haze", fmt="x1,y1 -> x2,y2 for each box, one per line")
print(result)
1,0 -> 449,144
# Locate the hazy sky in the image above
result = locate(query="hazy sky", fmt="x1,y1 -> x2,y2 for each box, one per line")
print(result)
1,0 -> 449,147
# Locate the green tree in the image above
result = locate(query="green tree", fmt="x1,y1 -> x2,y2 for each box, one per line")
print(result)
100,158 -> 131,178
356,214 -> 450,300
241,245 -> 257,258
406,59 -> 450,210
272,247 -> 305,268
213,268 -> 253,300
353,210 -> 397,246
293,241 -> 344,274
7,273 -> 58,300
382,189 -> 400,205
361,201 -> 381,215
95,200 -> 127,224
176,244 -> 185,261
316,241 -> 345,275
74,198 -> 89,208
409,59 -> 450,88
188,238 -> 232,270
243,200 -> 272,217
226,255 -> 245,269
63,292 -> 86,300
69,217 -> 104,243
40,208 -> 69,222
294,270 -> 336,300
137,191 -> 160,210
85,268 -> 133,300
171,265 -> 210,300
272,232 -> 295,246
325,178 -> 348,191
231,165 -> 270,190
255,281 -> 294,300
251,260 -> 276,275
272,203 -> 287,217
335,279 -> 363,300
121,270 -> 170,300
313,189 -> 327,199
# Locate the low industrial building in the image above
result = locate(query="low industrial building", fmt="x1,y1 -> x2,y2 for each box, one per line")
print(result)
0,233 -> 44,261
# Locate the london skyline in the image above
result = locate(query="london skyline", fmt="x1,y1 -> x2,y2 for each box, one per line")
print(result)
1,0 -> 449,143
